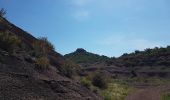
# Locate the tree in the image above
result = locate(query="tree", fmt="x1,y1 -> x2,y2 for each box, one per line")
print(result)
0,8 -> 6,17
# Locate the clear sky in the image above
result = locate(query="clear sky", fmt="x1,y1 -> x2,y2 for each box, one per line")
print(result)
0,0 -> 170,57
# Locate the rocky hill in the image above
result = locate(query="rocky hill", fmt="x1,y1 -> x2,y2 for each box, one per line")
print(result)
0,16 -> 101,100
65,47 -> 170,78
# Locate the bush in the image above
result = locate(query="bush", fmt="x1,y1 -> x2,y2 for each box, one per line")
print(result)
0,32 -> 20,52
38,37 -> 54,51
33,37 -> 55,70
104,95 -> 112,100
33,37 -> 54,57
92,73 -> 108,89
0,8 -> 6,17
92,86 -> 100,94
59,63 -> 75,78
35,56 -> 49,70
80,77 -> 91,89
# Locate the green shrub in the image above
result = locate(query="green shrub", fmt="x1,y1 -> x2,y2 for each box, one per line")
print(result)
35,56 -> 49,70
104,95 -> 112,100
80,77 -> 91,89
92,73 -> 108,89
0,32 -> 20,53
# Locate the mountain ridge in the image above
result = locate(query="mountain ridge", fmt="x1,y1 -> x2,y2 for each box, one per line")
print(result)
65,47 -> 170,78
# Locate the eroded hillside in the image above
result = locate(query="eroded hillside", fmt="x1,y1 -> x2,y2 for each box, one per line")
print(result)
0,16 -> 101,100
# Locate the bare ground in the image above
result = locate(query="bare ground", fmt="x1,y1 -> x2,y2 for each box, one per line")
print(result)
126,85 -> 170,100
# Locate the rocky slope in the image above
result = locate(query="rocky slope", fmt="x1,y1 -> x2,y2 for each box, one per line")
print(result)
65,47 -> 170,78
0,17 -> 101,100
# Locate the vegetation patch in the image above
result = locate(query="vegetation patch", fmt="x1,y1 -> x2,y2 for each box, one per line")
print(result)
79,74 -> 133,100
64,48 -> 110,64
162,92 -> 170,100
80,77 -> 92,89
115,46 -> 170,67
101,82 -> 133,100
119,77 -> 170,86
33,37 -> 54,70
35,56 -> 49,70
33,37 -> 54,57
0,32 -> 21,53
59,63 -> 76,78
92,73 -> 108,89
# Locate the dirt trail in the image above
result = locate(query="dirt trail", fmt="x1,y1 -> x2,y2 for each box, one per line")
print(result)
126,85 -> 170,100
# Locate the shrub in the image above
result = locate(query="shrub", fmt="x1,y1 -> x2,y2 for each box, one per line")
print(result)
0,8 -> 6,17
0,32 -> 20,53
80,77 -> 91,89
35,56 -> 49,70
59,63 -> 75,78
33,37 -> 54,57
38,37 -> 54,51
92,86 -> 100,94
33,37 -> 55,70
131,70 -> 137,78
92,73 -> 108,89
104,95 -> 112,100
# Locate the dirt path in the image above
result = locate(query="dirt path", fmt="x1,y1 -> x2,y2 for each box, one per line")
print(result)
126,85 -> 170,100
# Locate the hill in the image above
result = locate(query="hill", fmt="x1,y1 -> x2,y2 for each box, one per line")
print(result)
115,47 -> 170,67
64,48 -> 110,66
0,16 -> 101,100
65,47 -> 170,78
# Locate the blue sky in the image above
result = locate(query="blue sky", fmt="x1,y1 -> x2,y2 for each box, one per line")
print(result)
0,0 -> 170,57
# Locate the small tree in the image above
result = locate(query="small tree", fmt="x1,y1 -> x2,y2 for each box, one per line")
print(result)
0,8 -> 6,17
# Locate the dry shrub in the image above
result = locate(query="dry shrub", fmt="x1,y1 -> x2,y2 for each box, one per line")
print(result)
0,32 -> 20,52
33,37 -> 54,57
35,56 -> 49,70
